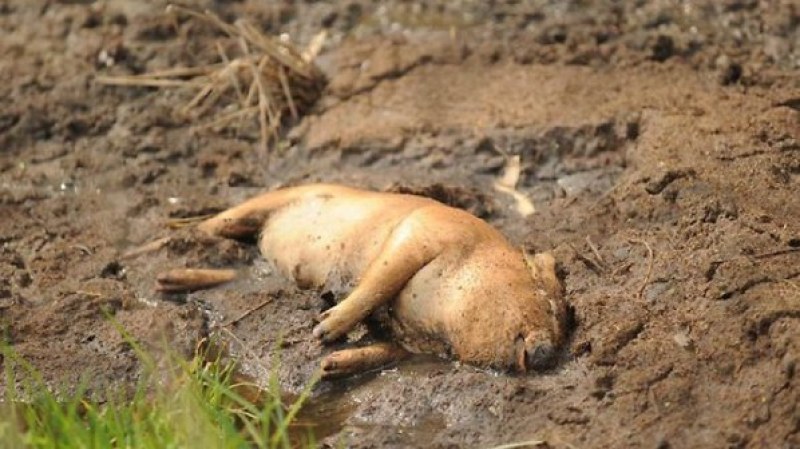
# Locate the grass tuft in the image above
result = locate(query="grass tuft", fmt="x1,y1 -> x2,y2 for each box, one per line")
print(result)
0,336 -> 318,449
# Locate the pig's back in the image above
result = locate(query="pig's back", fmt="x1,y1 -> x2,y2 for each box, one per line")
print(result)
258,191 -> 432,292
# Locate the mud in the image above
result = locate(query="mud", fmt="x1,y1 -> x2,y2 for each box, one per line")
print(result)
1,0 -> 799,448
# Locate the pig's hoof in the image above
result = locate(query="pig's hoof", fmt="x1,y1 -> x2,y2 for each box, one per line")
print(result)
312,306 -> 353,343
320,352 -> 347,378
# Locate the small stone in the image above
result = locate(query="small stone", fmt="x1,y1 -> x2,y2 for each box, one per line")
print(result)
672,331 -> 694,350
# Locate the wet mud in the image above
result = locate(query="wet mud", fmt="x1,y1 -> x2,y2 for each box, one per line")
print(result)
1,1 -> 799,448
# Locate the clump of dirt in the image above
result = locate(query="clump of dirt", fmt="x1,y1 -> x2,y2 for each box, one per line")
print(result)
1,1 -> 798,448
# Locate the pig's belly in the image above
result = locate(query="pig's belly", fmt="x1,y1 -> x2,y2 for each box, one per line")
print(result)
388,252 -> 464,355
258,196 -> 413,292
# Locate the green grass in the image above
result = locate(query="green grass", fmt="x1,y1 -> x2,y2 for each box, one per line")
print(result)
0,339 -> 319,449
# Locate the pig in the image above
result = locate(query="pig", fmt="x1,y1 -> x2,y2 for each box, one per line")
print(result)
157,184 -> 567,378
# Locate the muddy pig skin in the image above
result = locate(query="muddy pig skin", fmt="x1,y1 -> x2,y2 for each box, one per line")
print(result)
195,184 -> 568,375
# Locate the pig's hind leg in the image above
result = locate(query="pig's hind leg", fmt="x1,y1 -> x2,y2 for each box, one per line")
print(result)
156,184 -> 354,292
198,184 -> 355,239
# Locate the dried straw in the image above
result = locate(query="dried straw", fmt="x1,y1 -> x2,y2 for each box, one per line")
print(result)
95,4 -> 326,155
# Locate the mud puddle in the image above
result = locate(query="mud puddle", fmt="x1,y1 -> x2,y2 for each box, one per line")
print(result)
293,356 -> 453,441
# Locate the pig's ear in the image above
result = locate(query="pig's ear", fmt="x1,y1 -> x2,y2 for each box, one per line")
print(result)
522,250 -> 561,298
523,249 -> 568,344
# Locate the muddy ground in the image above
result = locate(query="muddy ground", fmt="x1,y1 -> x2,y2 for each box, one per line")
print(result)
1,0 -> 799,448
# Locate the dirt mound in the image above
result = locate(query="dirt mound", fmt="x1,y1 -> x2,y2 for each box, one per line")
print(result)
1,1 -> 798,448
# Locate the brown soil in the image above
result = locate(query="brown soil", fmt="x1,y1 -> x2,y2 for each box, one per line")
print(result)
1,1 -> 799,448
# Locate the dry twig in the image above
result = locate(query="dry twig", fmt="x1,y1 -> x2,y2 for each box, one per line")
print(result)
121,236 -> 172,260
585,235 -> 607,270
629,238 -> 654,299
167,214 -> 215,229
569,242 -> 604,273
220,297 -> 274,328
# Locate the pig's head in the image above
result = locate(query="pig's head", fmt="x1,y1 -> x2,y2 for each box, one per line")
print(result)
444,251 -> 567,372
